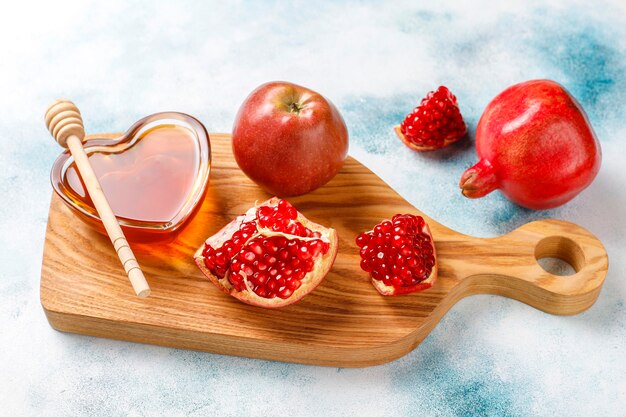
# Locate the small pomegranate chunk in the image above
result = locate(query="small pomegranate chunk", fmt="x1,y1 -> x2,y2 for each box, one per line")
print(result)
194,198 -> 337,308
356,214 -> 437,295
395,86 -> 467,151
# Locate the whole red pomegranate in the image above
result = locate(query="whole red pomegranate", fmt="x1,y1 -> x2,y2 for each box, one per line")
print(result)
356,214 -> 437,295
232,81 -> 349,196
460,80 -> 601,209
194,198 -> 338,308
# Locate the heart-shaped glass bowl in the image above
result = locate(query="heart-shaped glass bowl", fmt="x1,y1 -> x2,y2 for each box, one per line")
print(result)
51,112 -> 211,243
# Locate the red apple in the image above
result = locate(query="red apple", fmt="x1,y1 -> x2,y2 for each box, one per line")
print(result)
459,79 -> 601,209
232,81 -> 349,196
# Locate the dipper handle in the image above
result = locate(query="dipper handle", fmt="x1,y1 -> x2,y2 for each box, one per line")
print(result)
45,100 -> 151,298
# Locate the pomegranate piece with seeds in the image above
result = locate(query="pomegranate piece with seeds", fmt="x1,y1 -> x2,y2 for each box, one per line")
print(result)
194,198 -> 338,308
356,214 -> 437,295
395,86 -> 467,151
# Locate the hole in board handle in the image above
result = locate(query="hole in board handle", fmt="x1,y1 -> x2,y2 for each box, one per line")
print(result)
535,236 -> 585,276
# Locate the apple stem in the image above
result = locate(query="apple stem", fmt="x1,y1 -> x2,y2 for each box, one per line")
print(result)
289,102 -> 303,114
459,159 -> 499,198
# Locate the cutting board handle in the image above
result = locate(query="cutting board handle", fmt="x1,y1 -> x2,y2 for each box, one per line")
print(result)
449,219 -> 608,315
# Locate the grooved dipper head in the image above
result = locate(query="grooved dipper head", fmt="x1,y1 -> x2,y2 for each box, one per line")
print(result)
45,99 -> 85,148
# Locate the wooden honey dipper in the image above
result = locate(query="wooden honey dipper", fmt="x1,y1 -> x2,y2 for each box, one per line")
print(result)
45,99 -> 151,298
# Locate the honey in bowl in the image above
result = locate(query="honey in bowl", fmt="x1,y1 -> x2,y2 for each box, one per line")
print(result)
51,112 -> 211,243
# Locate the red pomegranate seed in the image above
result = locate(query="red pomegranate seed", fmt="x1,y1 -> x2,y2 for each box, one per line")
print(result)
242,251 -> 256,263
297,245 -> 311,260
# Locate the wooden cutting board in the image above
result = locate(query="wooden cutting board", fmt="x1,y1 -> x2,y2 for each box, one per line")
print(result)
40,133 -> 608,367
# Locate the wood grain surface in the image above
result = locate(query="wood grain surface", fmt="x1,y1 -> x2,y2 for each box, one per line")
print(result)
40,133 -> 609,367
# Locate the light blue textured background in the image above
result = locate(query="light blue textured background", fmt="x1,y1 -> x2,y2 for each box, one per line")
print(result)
1,1 -> 624,416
